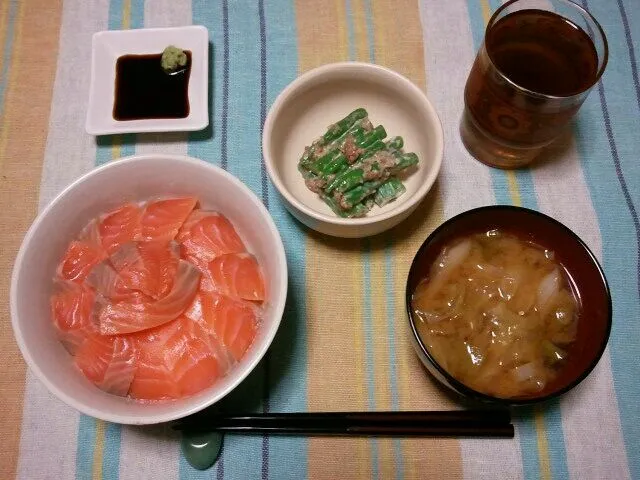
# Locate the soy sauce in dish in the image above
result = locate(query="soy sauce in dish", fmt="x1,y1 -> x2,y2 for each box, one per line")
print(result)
113,51 -> 191,121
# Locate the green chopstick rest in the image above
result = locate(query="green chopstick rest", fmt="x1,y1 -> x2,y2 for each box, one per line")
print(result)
181,430 -> 224,471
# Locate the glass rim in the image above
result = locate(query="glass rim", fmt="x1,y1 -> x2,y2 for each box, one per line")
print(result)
483,0 -> 609,100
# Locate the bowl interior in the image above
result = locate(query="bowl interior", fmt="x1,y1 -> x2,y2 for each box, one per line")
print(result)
11,155 -> 287,424
406,206 -> 611,403
266,63 -> 442,222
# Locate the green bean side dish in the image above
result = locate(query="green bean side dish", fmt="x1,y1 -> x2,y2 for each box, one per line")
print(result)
297,108 -> 420,218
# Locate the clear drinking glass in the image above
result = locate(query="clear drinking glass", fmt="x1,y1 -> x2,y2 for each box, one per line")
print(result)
460,0 -> 608,169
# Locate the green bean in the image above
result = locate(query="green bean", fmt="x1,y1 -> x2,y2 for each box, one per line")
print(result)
332,168 -> 366,194
322,108 -> 368,144
323,124 -> 367,155
298,163 -> 316,179
322,193 -> 371,218
374,177 -> 406,207
385,136 -> 404,151
340,180 -> 382,209
321,194 -> 348,217
392,152 -> 419,172
355,125 -> 387,148
300,109 -> 420,217
358,140 -> 386,161
319,153 -> 349,176
308,149 -> 342,174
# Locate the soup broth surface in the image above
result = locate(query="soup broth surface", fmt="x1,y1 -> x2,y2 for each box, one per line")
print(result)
412,230 -> 579,399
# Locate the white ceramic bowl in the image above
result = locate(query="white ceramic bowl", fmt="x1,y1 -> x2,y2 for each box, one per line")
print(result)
10,155 -> 287,425
262,62 -> 443,238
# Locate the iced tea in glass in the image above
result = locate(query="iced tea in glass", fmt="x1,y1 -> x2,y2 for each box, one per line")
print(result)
460,0 -> 608,169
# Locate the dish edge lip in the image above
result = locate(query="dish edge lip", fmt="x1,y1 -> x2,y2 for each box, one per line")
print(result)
9,154 -> 288,424
262,61 -> 444,227
85,25 -> 210,136
405,204 -> 613,406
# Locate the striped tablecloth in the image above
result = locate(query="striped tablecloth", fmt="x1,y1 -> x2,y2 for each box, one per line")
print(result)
1,0 -> 639,478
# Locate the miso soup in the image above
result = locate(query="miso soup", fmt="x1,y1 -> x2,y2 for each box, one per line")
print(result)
411,229 -> 579,399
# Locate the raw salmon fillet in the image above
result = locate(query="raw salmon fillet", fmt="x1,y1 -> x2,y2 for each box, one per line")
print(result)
99,203 -> 142,254
98,260 -> 200,335
138,197 -> 197,242
204,253 -> 265,301
117,241 -> 180,299
74,335 -> 136,396
179,212 -> 245,263
51,197 -> 266,401
57,240 -> 107,283
130,316 -> 226,399
50,282 -> 97,354
200,291 -> 258,362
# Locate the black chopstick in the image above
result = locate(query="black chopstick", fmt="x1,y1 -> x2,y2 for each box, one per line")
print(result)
173,410 -> 514,438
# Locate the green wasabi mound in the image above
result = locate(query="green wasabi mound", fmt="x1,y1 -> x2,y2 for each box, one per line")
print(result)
161,45 -> 187,72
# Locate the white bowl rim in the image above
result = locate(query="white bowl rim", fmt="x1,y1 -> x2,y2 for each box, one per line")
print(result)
262,61 -> 444,227
10,154 -> 288,424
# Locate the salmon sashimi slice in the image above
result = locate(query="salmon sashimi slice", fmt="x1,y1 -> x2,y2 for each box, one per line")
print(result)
109,242 -> 140,272
179,212 -> 246,264
74,335 -> 136,396
56,240 -> 107,283
85,261 -> 154,303
130,316 -> 223,399
129,318 -> 183,400
117,241 -> 180,299
176,210 -> 215,243
138,197 -> 198,242
200,291 -> 258,362
98,260 -> 200,335
184,293 -> 203,322
50,282 -> 97,354
99,203 -> 142,254
204,253 -> 266,301
163,317 -> 223,397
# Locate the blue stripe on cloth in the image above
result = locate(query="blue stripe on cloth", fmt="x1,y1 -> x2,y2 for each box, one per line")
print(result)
206,0 -> 265,477
616,0 -> 640,115
257,1 -> 271,478
513,170 -> 536,210
363,0 -> 376,63
183,1 -> 227,478
103,421 -> 123,480
542,399 -> 570,480
465,1 -> 572,479
384,242 -> 404,480
508,181 -> 570,480
76,414 -> 97,480
362,240 -> 380,480
344,3 -> 379,477
463,4 -> 539,478
576,1 -> 640,476
261,0 -> 308,478
84,1 -> 145,479
0,0 -> 18,118
345,0 -> 356,61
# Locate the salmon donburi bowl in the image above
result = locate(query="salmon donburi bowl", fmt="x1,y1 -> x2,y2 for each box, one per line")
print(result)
10,155 -> 287,424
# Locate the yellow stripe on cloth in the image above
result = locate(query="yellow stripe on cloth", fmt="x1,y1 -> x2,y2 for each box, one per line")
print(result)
0,1 -> 64,478
295,1 -> 373,477
350,0 -> 369,62
368,0 -> 463,478
535,406 -> 552,480
92,420 -> 107,480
